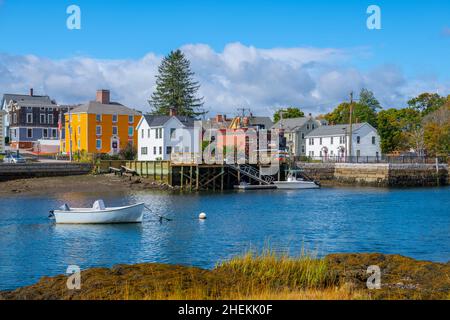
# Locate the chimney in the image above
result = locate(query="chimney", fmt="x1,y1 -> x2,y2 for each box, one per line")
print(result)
243,117 -> 250,127
96,89 -> 110,104
169,107 -> 177,117
215,114 -> 224,123
30,88 -> 34,96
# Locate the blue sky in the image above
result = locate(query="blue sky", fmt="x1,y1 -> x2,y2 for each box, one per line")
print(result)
0,0 -> 448,114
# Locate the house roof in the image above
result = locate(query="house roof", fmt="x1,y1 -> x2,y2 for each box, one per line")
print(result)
70,101 -> 141,116
2,94 -> 55,108
271,117 -> 309,131
305,123 -> 367,137
142,114 -> 195,128
248,116 -> 273,129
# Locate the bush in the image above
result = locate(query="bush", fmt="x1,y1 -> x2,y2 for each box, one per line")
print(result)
119,143 -> 137,160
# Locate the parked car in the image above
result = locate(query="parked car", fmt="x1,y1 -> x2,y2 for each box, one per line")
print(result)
3,154 -> 26,164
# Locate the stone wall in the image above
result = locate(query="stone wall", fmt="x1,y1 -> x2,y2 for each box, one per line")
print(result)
296,162 -> 449,187
0,163 -> 93,181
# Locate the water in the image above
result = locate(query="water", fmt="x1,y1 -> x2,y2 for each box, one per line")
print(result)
0,187 -> 449,291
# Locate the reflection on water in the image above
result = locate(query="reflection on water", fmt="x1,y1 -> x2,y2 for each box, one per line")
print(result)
0,187 -> 449,290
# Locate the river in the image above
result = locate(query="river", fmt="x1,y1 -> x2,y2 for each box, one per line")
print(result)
0,186 -> 449,290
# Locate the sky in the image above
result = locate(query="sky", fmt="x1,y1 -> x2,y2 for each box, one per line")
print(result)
0,0 -> 449,117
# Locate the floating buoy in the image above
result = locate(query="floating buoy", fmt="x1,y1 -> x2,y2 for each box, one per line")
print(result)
199,212 -> 207,220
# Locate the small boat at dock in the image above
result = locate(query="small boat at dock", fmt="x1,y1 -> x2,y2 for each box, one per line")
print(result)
273,169 -> 320,190
50,200 -> 144,224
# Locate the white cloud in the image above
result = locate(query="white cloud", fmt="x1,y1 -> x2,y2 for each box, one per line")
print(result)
0,43 -> 448,117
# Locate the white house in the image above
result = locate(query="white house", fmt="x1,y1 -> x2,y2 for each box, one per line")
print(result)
136,113 -> 201,162
0,109 -> 5,153
305,123 -> 381,160
271,116 -> 327,156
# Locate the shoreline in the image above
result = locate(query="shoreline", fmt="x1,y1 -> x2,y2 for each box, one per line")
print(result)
1,253 -> 449,300
0,174 -> 448,197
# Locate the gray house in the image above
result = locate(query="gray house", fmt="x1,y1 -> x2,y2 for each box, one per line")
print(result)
271,116 -> 327,156
1,89 -> 69,149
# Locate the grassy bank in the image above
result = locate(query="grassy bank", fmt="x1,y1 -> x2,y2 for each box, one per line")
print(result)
1,251 -> 449,300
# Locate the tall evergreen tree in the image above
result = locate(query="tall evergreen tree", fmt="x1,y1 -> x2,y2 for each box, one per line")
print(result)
149,50 -> 204,117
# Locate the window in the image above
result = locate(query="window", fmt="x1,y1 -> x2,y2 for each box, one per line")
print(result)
166,146 -> 172,154
52,129 -> 57,138
308,138 -> 314,146
13,113 -> 17,124
141,129 -> 144,139
27,128 -> 33,138
96,125 -> 102,135
48,114 -> 53,125
306,124 -> 310,130
153,147 -> 157,155
40,114 -> 46,124
330,137 -> 334,145
331,150 -> 334,156
77,114 -> 81,122
356,150 -> 361,157
319,138 -> 322,145
357,136 -> 361,144
128,126 -> 134,137
77,126 -> 81,135
312,124 -> 315,129
96,114 -> 102,122
170,128 -> 176,139
147,129 -> 150,138
112,126 -> 118,135
128,115 -> 134,123
43,128 -> 48,138
78,140 -> 81,149
302,146 -> 305,153
112,114 -> 118,123
26,113 -> 33,124
301,133 -> 305,139
319,151 -> 322,157
141,147 -> 148,155
40,107 -> 45,111
159,146 -> 162,155
159,128 -> 163,139
96,139 -> 102,150
372,136 -> 376,145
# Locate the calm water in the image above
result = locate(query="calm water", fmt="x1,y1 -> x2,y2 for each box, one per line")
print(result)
0,187 -> 449,290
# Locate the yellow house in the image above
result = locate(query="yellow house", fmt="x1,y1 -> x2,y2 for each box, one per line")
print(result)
62,90 -> 141,155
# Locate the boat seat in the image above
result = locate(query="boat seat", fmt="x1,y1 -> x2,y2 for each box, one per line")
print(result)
93,200 -> 106,211
59,203 -> 70,211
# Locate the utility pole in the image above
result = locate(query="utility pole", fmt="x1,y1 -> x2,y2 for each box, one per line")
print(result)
348,92 -> 354,162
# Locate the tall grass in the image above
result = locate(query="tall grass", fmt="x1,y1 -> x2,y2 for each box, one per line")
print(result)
215,247 -> 337,291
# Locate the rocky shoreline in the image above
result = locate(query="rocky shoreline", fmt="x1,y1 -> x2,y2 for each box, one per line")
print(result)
1,253 -> 448,300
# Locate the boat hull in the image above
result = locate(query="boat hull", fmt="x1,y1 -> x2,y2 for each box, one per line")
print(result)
54,203 -> 145,224
273,181 -> 320,189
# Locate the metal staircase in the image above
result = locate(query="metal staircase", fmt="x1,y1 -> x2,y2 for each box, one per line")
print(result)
226,164 -> 274,185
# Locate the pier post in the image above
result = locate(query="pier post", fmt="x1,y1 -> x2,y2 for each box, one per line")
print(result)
181,166 -> 184,190
196,166 -> 200,191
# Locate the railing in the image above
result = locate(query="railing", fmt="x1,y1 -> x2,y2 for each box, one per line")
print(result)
295,155 -> 448,164
226,163 -> 274,185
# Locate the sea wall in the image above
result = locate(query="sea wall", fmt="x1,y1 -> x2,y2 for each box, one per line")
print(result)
0,163 -> 93,181
297,162 -> 449,187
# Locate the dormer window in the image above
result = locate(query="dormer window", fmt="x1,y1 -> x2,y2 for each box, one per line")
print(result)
112,114 -> 118,123
96,114 -> 102,122
128,115 -> 134,124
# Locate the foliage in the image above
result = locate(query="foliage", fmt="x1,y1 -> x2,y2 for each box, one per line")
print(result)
325,102 -> 378,127
150,49 -> 204,117
422,102 -> 450,156
118,142 -> 137,160
407,92 -> 446,116
73,150 -> 93,163
273,107 -> 305,122
359,88 -> 381,112
376,108 -> 421,153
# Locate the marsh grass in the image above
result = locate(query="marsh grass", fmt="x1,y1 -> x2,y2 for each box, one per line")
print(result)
215,247 -> 337,291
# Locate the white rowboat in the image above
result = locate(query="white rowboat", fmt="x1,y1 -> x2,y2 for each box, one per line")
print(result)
52,200 -> 145,224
